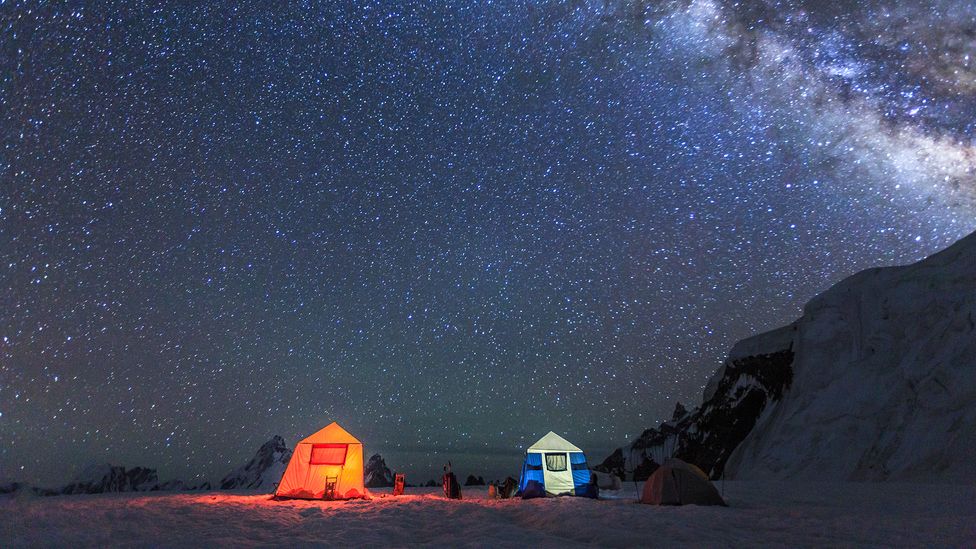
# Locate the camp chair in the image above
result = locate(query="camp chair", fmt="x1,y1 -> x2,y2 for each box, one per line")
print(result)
393,473 -> 405,496
443,472 -> 462,499
323,476 -> 338,500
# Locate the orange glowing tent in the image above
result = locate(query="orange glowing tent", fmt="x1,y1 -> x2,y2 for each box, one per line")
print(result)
275,422 -> 365,500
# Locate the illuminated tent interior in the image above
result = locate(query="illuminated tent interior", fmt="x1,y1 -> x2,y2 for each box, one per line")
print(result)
640,458 -> 727,506
275,422 -> 365,500
517,431 -> 596,498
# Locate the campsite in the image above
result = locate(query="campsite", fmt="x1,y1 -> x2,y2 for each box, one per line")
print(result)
3,422 -> 975,546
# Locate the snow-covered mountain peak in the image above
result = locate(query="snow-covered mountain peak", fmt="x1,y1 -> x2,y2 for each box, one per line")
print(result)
219,436 -> 292,490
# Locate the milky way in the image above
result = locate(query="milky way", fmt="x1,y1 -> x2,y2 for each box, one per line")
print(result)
2,0 -> 974,485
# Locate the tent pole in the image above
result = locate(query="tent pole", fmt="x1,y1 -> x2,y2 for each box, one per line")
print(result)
722,465 -> 725,499
632,461 -> 639,502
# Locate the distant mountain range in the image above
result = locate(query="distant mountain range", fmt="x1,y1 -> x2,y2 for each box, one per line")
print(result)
0,437 -> 286,497
0,464 -> 212,497
2,435 -> 401,496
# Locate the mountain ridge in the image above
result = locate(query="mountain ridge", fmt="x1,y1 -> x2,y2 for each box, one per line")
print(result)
598,230 -> 976,482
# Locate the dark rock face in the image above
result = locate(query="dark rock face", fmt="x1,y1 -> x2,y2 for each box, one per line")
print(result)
364,454 -> 394,487
632,456 -> 660,481
153,479 -> 186,492
0,482 -> 23,494
220,435 -> 292,490
0,482 -> 59,497
154,479 -> 211,491
602,328 -> 795,480
671,402 -> 688,421
592,448 -> 626,480
681,348 -> 793,478
423,479 -> 438,487
464,475 -> 485,486
60,465 -> 161,494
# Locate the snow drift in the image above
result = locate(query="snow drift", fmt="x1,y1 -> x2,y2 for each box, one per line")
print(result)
4,484 -> 975,547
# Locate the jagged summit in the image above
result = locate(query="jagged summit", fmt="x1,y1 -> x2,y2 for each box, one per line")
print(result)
220,435 -> 292,490
364,454 -> 394,488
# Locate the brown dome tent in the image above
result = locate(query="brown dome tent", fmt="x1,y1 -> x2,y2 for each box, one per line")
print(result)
640,458 -> 726,506
275,422 -> 365,500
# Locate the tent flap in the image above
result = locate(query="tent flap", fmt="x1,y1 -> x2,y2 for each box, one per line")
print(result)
518,452 -> 544,494
570,452 -> 591,489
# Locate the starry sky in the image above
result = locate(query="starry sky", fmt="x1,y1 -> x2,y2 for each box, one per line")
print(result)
2,0 -> 975,486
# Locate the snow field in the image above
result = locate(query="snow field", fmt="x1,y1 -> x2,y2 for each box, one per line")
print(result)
3,481 -> 974,547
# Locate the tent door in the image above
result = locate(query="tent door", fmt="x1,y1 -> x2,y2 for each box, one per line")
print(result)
541,451 -> 575,495
324,476 -> 338,500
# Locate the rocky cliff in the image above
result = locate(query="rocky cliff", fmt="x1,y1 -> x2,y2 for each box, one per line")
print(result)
596,323 -> 795,480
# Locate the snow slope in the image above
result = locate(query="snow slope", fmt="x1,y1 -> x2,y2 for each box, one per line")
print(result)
219,436 -> 291,490
727,231 -> 976,481
601,231 -> 976,484
2,483 -> 973,547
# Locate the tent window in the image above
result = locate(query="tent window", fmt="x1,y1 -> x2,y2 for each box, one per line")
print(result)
310,444 -> 347,465
525,452 -> 543,470
545,453 -> 567,472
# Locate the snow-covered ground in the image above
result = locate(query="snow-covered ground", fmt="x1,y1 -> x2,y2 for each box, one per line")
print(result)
3,482 -> 974,547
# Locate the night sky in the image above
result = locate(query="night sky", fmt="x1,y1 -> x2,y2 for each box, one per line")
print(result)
2,0 -> 975,486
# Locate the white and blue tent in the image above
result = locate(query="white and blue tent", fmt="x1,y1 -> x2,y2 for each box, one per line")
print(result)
517,432 -> 596,498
